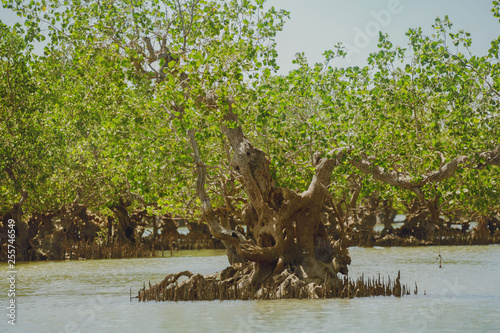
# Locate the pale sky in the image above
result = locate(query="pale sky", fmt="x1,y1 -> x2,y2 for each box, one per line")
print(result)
1,0 -> 499,73
270,0 -> 499,72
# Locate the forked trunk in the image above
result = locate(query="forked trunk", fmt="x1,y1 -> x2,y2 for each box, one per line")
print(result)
137,113 -> 415,300
182,113 -> 353,296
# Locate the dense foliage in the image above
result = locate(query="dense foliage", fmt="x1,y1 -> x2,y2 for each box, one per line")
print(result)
1,0 -> 499,230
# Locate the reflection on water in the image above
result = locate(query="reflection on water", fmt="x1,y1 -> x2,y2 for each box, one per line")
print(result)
1,246 -> 500,332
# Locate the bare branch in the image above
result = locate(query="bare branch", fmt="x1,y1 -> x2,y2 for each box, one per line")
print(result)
343,144 -> 499,193
479,143 -> 500,167
143,36 -> 156,63
189,129 -> 251,264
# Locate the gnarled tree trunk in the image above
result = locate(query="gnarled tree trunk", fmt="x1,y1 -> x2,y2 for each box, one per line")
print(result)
182,112 -> 353,297
110,198 -> 146,244
137,113 -> 415,301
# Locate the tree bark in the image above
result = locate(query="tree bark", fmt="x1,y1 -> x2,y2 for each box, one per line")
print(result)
346,143 -> 500,195
110,198 -> 138,244
188,112 -> 352,294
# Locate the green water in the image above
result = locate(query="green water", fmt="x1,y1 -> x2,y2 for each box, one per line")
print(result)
1,246 -> 500,332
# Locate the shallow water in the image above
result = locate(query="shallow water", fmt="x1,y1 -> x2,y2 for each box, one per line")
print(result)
1,246 -> 500,332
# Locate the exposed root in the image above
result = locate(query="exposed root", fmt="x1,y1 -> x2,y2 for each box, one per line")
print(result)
137,266 -> 414,301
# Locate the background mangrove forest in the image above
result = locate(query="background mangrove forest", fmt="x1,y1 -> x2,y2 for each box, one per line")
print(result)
1,0 -> 499,264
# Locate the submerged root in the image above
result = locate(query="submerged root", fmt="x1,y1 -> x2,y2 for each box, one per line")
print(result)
137,265 -> 414,301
